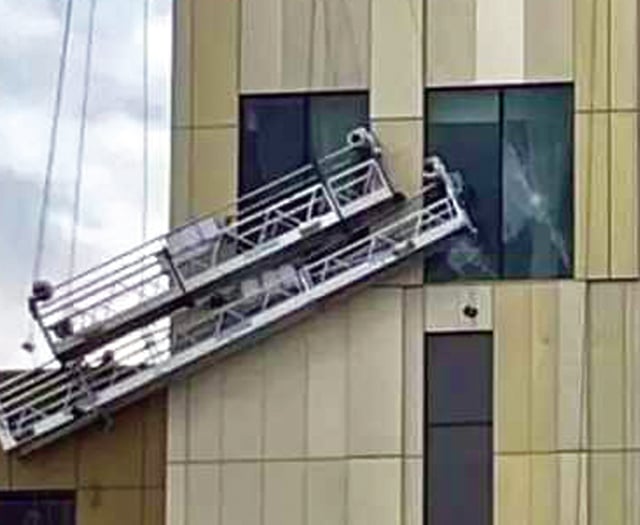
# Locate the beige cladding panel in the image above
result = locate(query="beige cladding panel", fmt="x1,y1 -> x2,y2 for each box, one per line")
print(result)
240,0 -> 283,91
186,464 -> 220,525
170,127 -> 238,225
530,455 -> 559,525
241,0 -> 369,92
192,0 -> 237,127
170,129 -> 190,227
142,394 -> 168,488
167,382 -> 188,462
191,128 -> 237,217
590,453 -> 625,524
306,301 -> 348,458
348,288 -> 403,455
424,284 -> 492,333
188,368 -> 223,461
589,282 -> 626,449
626,284 -> 640,448
558,454 -> 589,525
307,461 -> 347,525
373,119 -> 424,286
371,0 -> 423,118
11,437 -> 76,489
264,331 -> 306,459
166,464 -> 186,525
574,112 -> 610,279
575,0 -> 609,110
264,462 -> 305,525
143,489 -> 165,525
611,0 -> 639,109
77,404 -> 144,488
298,0 -> 370,90
404,458 -> 423,525
556,282 -> 588,450
373,120 -> 423,197
500,451 -> 639,525
496,454 -> 585,525
524,0 -> 572,80
77,489 -> 142,525
403,288 -> 425,456
628,453 -> 640,524
495,455 -> 531,525
610,113 -> 639,278
495,284 -> 532,453
476,0 -> 524,81
221,349 -> 264,460
348,459 -> 402,525
221,462 -> 261,525
426,0 -> 476,85
530,284 -> 558,453
427,0 -> 571,84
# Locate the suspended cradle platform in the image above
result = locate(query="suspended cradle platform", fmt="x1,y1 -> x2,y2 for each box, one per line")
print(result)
0,137 -> 472,455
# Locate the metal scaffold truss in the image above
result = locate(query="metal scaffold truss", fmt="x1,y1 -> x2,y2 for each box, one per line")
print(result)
28,128 -> 397,365
0,135 -> 472,455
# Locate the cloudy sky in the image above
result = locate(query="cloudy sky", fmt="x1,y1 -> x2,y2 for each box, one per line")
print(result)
0,0 -> 172,368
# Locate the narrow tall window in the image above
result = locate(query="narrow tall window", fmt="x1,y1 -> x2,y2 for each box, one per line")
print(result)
425,84 -> 573,281
426,333 -> 493,525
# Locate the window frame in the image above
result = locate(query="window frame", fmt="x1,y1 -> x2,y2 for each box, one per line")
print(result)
424,82 -> 574,281
424,331 -> 494,525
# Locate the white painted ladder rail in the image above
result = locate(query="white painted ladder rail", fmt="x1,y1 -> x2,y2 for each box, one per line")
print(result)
28,128 -> 397,365
0,157 -> 471,455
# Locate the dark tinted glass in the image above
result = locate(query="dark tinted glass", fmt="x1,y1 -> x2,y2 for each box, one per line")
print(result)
240,96 -> 307,195
428,426 -> 492,525
428,333 -> 492,425
426,333 -> 493,525
0,491 -> 75,525
426,90 -> 501,281
309,94 -> 369,159
240,93 -> 369,197
502,86 -> 573,278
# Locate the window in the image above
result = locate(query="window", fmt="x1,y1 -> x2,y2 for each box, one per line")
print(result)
0,491 -> 75,524
425,84 -> 573,281
426,333 -> 492,525
240,92 -> 369,196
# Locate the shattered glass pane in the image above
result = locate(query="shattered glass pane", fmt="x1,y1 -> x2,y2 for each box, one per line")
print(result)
424,85 -> 573,281
502,86 -> 573,278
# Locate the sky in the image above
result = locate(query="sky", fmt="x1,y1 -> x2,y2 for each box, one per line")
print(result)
0,0 -> 172,368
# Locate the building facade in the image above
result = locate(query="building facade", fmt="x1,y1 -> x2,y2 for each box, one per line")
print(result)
166,0 -> 640,524
0,390 -> 165,523
1,0 -> 639,524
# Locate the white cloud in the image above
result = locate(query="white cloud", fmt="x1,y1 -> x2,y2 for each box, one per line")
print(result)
0,0 -> 172,367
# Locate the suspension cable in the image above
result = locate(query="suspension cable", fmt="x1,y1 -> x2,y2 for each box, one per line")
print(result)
32,0 -> 74,284
68,0 -> 98,280
24,0 -> 75,357
142,0 -> 150,241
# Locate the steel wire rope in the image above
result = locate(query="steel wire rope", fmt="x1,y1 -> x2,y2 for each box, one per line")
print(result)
68,0 -> 98,280
23,0 -> 75,357
142,0 -> 150,241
